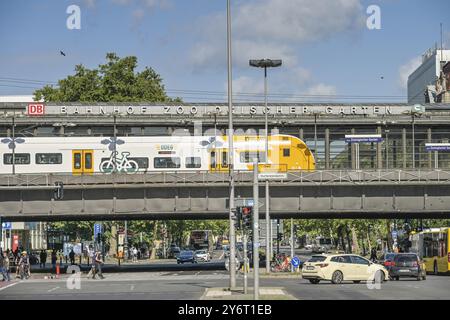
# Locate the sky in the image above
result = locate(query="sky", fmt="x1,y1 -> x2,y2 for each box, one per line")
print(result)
0,0 -> 449,103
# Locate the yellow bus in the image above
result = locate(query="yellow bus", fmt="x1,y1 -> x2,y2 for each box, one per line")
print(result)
410,227 -> 450,274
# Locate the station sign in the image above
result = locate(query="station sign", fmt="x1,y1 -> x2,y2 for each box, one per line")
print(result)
258,173 -> 288,180
1,222 -> 12,230
24,103 -> 415,117
425,143 -> 450,152
345,134 -> 383,143
235,198 -> 254,207
27,104 -> 45,116
94,223 -> 102,239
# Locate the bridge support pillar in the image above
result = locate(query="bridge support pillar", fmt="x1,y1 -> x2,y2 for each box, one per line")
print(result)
325,128 -> 330,170
402,128 -> 407,169
377,126 -> 382,169
428,128 -> 432,169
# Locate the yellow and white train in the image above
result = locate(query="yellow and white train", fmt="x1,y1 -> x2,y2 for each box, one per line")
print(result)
0,134 -> 315,174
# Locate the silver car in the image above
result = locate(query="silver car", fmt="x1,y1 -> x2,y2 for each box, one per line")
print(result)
194,250 -> 211,262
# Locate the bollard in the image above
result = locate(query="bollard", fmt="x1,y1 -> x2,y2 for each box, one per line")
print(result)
56,263 -> 60,278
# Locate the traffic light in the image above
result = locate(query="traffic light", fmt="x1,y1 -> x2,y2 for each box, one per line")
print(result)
5,229 -> 10,238
234,208 -> 242,230
277,233 -> 283,241
242,207 -> 252,229
54,181 -> 64,200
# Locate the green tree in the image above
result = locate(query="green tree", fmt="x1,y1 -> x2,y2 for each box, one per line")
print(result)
34,53 -> 181,103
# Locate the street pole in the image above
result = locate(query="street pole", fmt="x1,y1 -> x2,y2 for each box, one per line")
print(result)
385,129 -> 389,169
113,114 -> 117,172
264,66 -> 271,274
435,151 -> 439,169
276,219 -> 280,254
253,159 -> 259,300
412,115 -> 415,169
124,220 -> 128,260
227,0 -> 237,290
314,114 -> 318,158
290,218 -> 294,273
243,229 -> 248,294
12,116 -> 15,175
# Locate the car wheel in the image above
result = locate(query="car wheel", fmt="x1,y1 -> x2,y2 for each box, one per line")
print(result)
309,279 -> 320,284
433,261 -> 438,275
353,280 -> 361,284
331,271 -> 343,284
395,276 -> 399,281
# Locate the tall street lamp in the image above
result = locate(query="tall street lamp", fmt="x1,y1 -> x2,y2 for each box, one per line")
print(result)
226,0 -> 237,289
403,105 -> 424,169
249,58 -> 282,273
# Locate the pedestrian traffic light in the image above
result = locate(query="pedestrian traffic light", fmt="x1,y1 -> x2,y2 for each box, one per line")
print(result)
277,233 -> 282,241
5,229 -> 10,238
242,207 -> 252,229
234,207 -> 242,230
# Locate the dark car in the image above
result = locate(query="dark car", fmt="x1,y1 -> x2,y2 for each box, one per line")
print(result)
177,250 -> 196,264
168,247 -> 181,259
385,253 -> 426,281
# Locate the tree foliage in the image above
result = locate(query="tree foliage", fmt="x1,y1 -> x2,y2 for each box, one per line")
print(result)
34,53 -> 181,103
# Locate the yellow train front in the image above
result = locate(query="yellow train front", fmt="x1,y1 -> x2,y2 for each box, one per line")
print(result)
209,134 -> 315,172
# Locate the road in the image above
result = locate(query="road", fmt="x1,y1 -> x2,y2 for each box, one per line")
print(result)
1,270 -> 449,300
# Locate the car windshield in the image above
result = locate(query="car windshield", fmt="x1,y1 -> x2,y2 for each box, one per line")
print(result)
308,256 -> 327,262
180,251 -> 193,256
196,251 -> 206,254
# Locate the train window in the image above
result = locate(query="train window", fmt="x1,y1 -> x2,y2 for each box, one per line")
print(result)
36,153 -> 62,165
154,157 -> 181,169
131,157 -> 149,169
210,152 -> 216,167
283,148 -> 290,157
85,153 -> 92,170
74,153 -> 82,169
4,153 -> 30,165
222,151 -> 228,167
186,157 -> 202,168
239,151 -> 266,163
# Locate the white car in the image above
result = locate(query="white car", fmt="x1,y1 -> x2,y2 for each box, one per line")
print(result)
194,250 -> 211,262
302,254 -> 389,284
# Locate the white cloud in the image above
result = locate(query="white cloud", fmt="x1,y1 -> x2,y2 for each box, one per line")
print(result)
190,0 -> 365,70
398,56 -> 422,89
305,83 -> 337,96
231,76 -> 264,95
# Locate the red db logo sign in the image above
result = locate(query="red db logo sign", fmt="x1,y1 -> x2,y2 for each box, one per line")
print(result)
27,104 -> 45,115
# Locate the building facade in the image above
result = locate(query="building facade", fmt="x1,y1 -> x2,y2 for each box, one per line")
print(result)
408,48 -> 450,104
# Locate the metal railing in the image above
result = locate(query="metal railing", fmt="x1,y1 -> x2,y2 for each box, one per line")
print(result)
1,169 -> 450,189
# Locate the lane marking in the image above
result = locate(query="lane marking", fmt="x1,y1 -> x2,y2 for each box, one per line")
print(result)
47,286 -> 60,293
0,281 -> 19,292
130,285 -> 135,291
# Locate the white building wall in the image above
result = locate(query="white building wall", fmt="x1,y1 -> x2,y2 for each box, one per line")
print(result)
408,50 -> 450,104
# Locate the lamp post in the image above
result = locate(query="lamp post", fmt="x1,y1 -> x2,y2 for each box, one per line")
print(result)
376,120 -> 396,169
249,58 -> 282,274
403,106 -> 423,169
226,0 -> 237,289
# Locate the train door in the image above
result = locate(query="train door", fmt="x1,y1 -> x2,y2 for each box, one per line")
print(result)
210,150 -> 229,172
72,150 -> 94,174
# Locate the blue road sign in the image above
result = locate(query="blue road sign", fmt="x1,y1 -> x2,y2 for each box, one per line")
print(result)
345,135 -> 383,144
94,223 -> 102,238
1,222 -> 12,229
291,256 -> 300,267
391,230 -> 398,239
425,143 -> 450,152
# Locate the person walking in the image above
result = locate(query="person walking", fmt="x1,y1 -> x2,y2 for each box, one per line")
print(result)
93,251 -> 104,279
370,247 -> 378,262
133,247 -> 138,263
40,250 -> 47,268
51,250 -> 57,273
2,251 -> 11,281
69,249 -> 75,265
